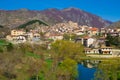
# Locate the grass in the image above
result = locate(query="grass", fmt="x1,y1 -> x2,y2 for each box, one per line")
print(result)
45,59 -> 53,69
26,52 -> 53,69
0,40 -> 7,46
25,52 -> 41,59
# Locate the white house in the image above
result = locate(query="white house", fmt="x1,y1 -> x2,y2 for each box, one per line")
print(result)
74,31 -> 84,35
100,46 -> 113,54
13,35 -> 26,43
84,48 -> 99,54
82,37 -> 96,47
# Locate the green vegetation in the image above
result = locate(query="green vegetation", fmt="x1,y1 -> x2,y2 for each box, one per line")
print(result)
94,60 -> 120,80
18,20 -> 49,29
0,40 -> 84,80
0,40 -> 12,52
63,33 -> 77,41
57,58 -> 78,80
51,40 -> 85,60
45,59 -> 53,69
26,52 -> 41,59
106,34 -> 120,48
0,40 -> 8,45
1,39 -> 119,80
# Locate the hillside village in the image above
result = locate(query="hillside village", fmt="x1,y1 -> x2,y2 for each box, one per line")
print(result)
5,21 -> 120,56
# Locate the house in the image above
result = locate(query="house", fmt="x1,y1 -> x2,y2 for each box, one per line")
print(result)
6,29 -> 43,43
116,28 -> 120,32
75,36 -> 96,48
26,32 -> 33,41
84,47 -> 113,55
108,32 -> 120,37
11,29 -> 26,36
74,30 -> 84,35
16,35 -> 26,42
98,37 -> 106,43
80,25 -> 89,31
82,36 -> 96,47
33,33 -> 40,38
84,48 -> 99,54
99,46 -> 113,54
49,34 -> 63,41
89,27 -> 99,35
75,37 -> 83,44
100,28 -> 106,33
45,32 -> 63,41
97,37 -> 106,47
6,35 -> 13,41
68,21 -> 78,28
32,33 -> 40,42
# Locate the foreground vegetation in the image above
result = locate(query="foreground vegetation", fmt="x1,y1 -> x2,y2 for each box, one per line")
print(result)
94,59 -> 120,80
0,40 -> 84,80
106,33 -> 120,48
0,39 -> 120,80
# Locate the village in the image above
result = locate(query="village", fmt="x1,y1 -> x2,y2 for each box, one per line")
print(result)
6,21 -> 120,57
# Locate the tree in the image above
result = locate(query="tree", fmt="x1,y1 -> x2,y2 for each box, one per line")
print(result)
57,58 -> 78,80
63,33 -> 77,41
106,34 -> 120,48
51,40 -> 85,61
94,60 -> 120,80
6,43 -> 14,52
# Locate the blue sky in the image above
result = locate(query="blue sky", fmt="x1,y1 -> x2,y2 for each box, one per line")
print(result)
0,0 -> 120,22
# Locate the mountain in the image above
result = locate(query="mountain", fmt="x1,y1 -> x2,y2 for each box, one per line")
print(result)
39,8 -> 112,28
0,8 -> 112,29
108,21 -> 120,28
0,25 -> 10,38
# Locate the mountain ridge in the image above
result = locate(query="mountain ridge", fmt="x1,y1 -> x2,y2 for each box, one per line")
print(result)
0,7 -> 112,28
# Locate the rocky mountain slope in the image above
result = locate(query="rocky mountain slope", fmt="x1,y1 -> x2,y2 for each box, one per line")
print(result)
0,8 -> 112,29
108,21 -> 120,28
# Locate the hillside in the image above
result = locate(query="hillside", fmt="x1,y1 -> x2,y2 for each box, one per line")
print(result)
0,25 -> 10,38
108,21 -> 120,28
0,8 -> 112,28
40,8 -> 111,28
18,20 -> 48,28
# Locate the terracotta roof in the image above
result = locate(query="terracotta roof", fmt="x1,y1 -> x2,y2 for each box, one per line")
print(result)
83,36 -> 90,39
90,28 -> 98,31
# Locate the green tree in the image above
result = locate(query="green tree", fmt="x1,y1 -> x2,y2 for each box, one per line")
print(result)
94,60 -> 120,80
6,43 -> 14,52
106,34 -> 120,48
63,33 -> 77,41
51,40 -> 85,61
57,58 -> 78,80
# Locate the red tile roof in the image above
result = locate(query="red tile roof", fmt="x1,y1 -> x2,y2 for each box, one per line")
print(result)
90,28 -> 98,31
